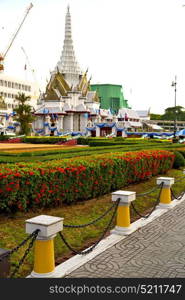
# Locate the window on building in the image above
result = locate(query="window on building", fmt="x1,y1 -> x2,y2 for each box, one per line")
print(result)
4,81 -> 7,87
0,80 -> 3,86
8,82 -> 11,88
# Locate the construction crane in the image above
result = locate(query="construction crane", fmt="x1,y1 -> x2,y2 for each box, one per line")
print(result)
21,46 -> 37,82
0,3 -> 33,72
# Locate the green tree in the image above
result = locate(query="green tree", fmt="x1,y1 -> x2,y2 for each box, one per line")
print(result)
14,93 -> 35,135
150,113 -> 162,120
161,106 -> 185,121
0,95 -> 7,109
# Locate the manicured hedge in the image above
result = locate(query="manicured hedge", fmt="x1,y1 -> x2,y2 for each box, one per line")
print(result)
0,149 -> 174,212
88,140 -> 171,147
22,136 -> 68,144
77,137 -> 172,146
173,151 -> 185,169
0,135 -> 15,141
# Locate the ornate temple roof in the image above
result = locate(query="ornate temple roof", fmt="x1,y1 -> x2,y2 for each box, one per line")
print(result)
55,6 -> 82,82
42,5 -> 99,104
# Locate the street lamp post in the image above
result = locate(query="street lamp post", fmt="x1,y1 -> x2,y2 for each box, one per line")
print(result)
171,76 -> 177,140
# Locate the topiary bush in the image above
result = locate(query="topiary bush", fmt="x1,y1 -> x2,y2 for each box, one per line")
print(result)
173,151 -> 185,169
178,151 -> 185,159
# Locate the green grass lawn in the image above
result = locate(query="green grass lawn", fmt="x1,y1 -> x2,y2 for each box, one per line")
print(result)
0,168 -> 184,278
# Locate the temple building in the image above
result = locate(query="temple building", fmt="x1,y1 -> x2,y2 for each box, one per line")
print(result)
32,6 -> 142,137
33,6 -> 100,135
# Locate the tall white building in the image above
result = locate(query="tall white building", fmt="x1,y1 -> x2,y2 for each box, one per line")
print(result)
0,73 -> 39,131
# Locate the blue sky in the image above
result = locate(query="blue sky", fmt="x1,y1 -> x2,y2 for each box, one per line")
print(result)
1,0 -> 185,113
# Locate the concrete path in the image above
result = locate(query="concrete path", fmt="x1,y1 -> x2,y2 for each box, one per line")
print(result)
66,198 -> 185,278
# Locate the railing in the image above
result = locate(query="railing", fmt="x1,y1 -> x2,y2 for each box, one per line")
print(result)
0,170 -> 185,278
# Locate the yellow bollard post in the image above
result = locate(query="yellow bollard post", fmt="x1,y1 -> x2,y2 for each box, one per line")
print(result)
26,215 -> 63,278
157,177 -> 174,208
111,190 -> 136,235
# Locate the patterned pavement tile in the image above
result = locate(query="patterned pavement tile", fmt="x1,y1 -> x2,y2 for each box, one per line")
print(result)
66,200 -> 185,278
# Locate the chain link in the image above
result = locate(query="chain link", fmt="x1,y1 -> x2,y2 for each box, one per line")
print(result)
136,184 -> 161,197
63,201 -> 118,228
131,182 -> 164,219
170,188 -> 185,201
59,198 -> 120,255
10,229 -> 39,278
0,229 -> 40,263
174,175 -> 185,183
175,176 -> 185,183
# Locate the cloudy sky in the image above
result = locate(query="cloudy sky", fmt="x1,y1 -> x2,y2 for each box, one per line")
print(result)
1,0 -> 185,113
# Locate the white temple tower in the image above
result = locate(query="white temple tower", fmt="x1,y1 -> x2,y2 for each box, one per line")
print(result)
55,5 -> 82,88
34,5 -> 100,135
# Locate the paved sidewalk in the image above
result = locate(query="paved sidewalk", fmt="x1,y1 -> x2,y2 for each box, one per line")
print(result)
66,199 -> 185,278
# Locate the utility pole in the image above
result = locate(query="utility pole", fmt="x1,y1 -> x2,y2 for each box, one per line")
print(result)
171,75 -> 177,140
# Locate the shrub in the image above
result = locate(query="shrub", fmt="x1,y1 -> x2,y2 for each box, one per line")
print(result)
173,151 -> 185,169
0,135 -> 14,141
178,150 -> 185,158
0,150 -> 174,212
23,136 -> 68,144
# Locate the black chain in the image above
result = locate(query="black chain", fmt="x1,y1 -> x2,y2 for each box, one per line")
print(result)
10,229 -> 39,278
0,229 -> 40,262
131,182 -> 164,219
136,184 -> 161,197
170,188 -> 185,201
63,201 -> 118,228
59,198 -> 120,255
174,175 -> 185,183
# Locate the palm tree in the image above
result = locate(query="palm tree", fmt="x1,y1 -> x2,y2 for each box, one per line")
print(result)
14,93 -> 35,135
0,95 -> 7,109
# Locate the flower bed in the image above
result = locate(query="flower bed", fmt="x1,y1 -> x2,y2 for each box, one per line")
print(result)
0,138 -> 22,143
0,150 -> 174,212
56,139 -> 77,146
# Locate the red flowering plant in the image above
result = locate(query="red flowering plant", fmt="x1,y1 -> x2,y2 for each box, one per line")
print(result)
0,150 -> 174,212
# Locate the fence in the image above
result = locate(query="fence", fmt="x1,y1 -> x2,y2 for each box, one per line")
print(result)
0,170 -> 185,278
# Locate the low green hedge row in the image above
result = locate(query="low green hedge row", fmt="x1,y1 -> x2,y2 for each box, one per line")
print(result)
77,137 -> 172,145
0,135 -> 15,141
88,141 -> 169,147
0,145 -> 161,163
0,149 -> 174,212
22,136 -> 68,144
0,141 -> 185,164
